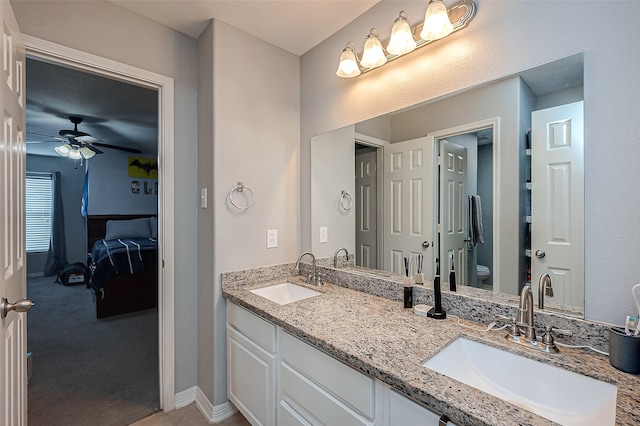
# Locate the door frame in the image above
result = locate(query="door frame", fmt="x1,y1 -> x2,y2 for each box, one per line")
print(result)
426,117 -> 500,291
354,133 -> 387,270
24,36 -> 176,411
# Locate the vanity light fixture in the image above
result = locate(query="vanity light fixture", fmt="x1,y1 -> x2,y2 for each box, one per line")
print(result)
387,11 -> 417,56
360,28 -> 387,69
336,0 -> 476,78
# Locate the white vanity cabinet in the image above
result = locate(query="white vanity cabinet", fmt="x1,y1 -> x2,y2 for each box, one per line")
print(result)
278,330 -> 376,426
227,303 -> 277,426
226,302 -> 457,426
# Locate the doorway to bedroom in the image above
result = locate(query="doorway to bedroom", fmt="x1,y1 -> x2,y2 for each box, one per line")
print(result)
25,57 -> 161,425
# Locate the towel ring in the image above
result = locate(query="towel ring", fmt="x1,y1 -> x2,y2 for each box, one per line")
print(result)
228,181 -> 255,210
340,190 -> 353,211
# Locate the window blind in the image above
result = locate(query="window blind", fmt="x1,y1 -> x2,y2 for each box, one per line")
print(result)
26,172 -> 53,253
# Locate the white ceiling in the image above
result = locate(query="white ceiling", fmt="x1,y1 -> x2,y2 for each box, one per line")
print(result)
107,0 -> 380,56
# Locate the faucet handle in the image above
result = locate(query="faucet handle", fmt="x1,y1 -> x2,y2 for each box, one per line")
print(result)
495,314 -> 520,339
315,273 -> 324,286
544,325 -> 573,337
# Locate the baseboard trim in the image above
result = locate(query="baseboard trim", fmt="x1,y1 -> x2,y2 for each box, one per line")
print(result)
174,386 -> 197,409
195,387 -> 238,424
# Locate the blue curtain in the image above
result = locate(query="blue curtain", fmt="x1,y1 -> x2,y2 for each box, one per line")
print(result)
44,172 -> 68,276
81,168 -> 88,217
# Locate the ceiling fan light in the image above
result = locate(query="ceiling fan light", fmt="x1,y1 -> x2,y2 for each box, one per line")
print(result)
420,0 -> 454,41
68,147 -> 82,160
79,146 -> 96,159
55,144 -> 71,156
387,11 -> 417,55
360,28 -> 387,69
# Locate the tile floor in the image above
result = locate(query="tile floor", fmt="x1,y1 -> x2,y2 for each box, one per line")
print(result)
130,403 -> 250,426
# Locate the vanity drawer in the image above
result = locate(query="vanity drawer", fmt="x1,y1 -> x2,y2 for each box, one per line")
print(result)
280,362 -> 374,426
227,302 -> 276,353
280,331 -> 375,419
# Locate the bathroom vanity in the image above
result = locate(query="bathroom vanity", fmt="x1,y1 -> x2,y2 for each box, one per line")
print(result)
222,264 -> 640,426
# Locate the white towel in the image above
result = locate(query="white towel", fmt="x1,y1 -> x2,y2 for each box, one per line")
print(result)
469,195 -> 484,245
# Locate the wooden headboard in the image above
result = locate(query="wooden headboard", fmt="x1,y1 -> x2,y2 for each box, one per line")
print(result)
87,214 -> 156,252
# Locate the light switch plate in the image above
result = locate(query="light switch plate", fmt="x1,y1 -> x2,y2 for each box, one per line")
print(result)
267,229 -> 278,248
200,188 -> 207,209
319,227 -> 328,243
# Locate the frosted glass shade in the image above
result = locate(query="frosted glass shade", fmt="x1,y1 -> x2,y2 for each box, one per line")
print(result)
420,0 -> 453,41
336,46 -> 361,78
80,146 -> 96,159
68,147 -> 82,160
55,144 -> 71,156
360,29 -> 387,69
387,12 -> 417,55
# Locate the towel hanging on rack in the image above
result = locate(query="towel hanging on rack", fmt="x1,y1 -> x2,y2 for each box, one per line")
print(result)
468,195 -> 484,245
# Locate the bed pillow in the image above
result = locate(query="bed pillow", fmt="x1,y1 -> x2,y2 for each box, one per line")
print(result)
105,218 -> 152,240
148,216 -> 158,239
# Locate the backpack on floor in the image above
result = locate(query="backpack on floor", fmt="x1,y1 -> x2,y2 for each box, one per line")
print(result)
56,262 -> 88,286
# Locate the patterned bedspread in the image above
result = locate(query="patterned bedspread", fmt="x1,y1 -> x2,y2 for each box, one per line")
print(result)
89,237 -> 157,290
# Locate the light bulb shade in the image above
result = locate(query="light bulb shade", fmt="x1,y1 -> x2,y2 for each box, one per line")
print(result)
387,11 -> 417,55
55,144 -> 71,156
336,45 -> 361,78
360,29 -> 387,69
420,0 -> 454,41
68,147 -> 82,160
79,146 -> 96,159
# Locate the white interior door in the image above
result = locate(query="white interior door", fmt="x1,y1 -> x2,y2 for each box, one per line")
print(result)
0,1 -> 28,424
440,140 -> 468,286
355,149 -> 377,269
382,137 -> 434,277
531,101 -> 584,307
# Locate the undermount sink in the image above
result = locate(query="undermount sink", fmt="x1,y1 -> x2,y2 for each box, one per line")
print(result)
249,282 -> 322,305
423,338 -> 617,425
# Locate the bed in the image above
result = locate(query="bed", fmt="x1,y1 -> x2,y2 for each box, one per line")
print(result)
87,215 -> 158,319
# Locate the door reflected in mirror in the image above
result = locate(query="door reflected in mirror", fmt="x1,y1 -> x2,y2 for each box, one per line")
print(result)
310,53 -> 585,317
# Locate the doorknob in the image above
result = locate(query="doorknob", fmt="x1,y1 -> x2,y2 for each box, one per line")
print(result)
535,250 -> 546,259
422,241 -> 430,248
0,298 -> 33,319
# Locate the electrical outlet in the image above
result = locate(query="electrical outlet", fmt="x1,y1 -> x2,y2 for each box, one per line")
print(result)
267,229 -> 278,248
319,227 -> 328,243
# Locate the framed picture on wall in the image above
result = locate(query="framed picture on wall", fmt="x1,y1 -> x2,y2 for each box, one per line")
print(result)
128,156 -> 158,179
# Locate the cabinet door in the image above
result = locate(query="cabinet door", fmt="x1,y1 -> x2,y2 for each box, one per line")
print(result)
227,326 -> 276,426
389,389 -> 457,426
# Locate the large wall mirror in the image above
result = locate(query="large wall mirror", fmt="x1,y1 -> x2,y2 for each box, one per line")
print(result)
311,53 -> 584,317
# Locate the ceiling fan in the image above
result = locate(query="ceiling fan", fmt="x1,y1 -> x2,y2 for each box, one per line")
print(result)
28,115 -> 142,160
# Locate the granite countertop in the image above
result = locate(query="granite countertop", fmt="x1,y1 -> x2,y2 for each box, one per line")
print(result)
222,276 -> 640,426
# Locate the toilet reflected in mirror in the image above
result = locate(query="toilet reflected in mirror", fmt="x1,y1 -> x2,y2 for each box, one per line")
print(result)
476,264 -> 491,288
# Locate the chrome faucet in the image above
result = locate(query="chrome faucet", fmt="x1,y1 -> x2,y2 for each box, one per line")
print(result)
333,247 -> 350,268
517,284 -> 536,342
295,252 -> 318,285
538,273 -> 554,309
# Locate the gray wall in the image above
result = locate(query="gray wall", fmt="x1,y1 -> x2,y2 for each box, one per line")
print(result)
88,150 -> 158,215
197,20 -> 300,405
300,0 -> 640,325
26,154 -> 87,275
13,0 -> 199,393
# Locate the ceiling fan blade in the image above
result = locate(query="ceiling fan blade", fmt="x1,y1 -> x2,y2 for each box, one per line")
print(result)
75,135 -> 102,144
85,144 -> 103,155
92,141 -> 142,154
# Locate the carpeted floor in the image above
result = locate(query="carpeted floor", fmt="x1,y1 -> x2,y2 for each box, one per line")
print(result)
27,276 -> 160,426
